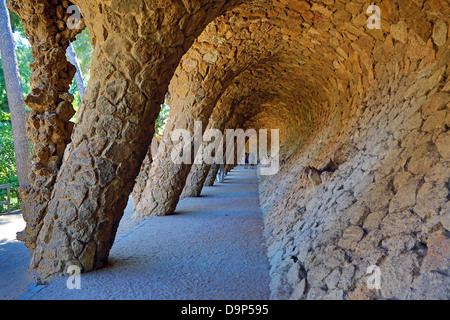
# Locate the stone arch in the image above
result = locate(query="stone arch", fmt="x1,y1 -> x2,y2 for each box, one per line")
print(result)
9,0 -> 87,249
11,0 -> 248,280
10,0 -> 450,299
132,0 -> 323,218
131,19 -> 289,216
176,69 -> 287,199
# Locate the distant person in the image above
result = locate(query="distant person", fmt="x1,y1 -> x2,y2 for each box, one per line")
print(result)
244,153 -> 249,169
249,152 -> 256,169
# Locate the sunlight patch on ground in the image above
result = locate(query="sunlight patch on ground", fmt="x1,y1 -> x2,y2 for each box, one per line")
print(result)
0,213 -> 25,246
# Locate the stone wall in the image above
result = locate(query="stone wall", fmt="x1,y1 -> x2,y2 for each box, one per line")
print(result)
258,0 -> 449,299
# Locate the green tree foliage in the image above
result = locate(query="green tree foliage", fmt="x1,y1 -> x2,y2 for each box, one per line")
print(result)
71,28 -> 92,85
156,102 -> 170,136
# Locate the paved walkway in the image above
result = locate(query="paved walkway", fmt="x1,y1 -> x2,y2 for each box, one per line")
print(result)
0,211 -> 29,300
2,167 -> 270,300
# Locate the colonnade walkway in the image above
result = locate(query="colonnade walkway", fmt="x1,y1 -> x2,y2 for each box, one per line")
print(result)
23,167 -> 271,300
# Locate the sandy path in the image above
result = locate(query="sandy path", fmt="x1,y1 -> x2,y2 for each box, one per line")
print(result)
8,167 -> 270,300
0,197 -> 140,300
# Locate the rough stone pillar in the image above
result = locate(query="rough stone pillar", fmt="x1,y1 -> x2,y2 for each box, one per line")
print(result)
225,164 -> 234,174
9,0 -> 84,251
132,6 -> 281,219
133,116 -> 206,217
131,136 -> 160,207
205,164 -> 220,186
23,3 -> 170,279
17,0 -> 244,280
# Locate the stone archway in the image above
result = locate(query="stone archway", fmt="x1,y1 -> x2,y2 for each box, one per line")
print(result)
10,0 -> 450,299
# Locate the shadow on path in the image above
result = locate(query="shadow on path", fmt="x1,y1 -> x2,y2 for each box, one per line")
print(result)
9,167 -> 271,300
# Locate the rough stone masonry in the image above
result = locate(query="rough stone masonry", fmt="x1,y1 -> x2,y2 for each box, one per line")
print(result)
9,0 -> 450,299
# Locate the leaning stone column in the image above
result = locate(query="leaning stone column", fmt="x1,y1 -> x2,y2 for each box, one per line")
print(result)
133,116 -> 200,217
204,113 -> 245,189
18,0 -> 243,280
131,136 -> 160,207
9,0 -> 84,253
225,164 -> 235,174
180,164 -> 211,199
